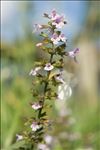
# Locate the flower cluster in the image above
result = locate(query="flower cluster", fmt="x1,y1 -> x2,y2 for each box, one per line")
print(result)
51,33 -> 66,45
16,9 -> 79,149
50,10 -> 66,28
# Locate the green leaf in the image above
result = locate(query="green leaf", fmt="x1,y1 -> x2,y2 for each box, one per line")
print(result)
40,112 -> 46,117
56,31 -> 61,35
43,38 -> 51,44
55,43 -> 66,52
40,32 -> 48,38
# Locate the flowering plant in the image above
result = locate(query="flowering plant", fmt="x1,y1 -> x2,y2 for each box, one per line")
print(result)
16,10 -> 79,150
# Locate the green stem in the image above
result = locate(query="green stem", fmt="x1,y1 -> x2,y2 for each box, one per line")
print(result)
38,50 -> 54,119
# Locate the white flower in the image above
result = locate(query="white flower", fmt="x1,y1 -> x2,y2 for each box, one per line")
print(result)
33,24 -> 43,32
36,43 -> 43,47
51,33 -> 60,45
38,144 -> 50,150
44,135 -> 53,145
32,102 -> 42,110
16,134 -> 23,141
59,34 -> 66,42
44,63 -> 54,71
30,122 -> 41,131
29,67 -> 41,76
58,83 -> 72,100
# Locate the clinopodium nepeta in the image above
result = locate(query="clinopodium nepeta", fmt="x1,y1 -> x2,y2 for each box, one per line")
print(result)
16,10 -> 79,150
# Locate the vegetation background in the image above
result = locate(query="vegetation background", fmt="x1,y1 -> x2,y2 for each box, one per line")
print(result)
1,1 -> 100,150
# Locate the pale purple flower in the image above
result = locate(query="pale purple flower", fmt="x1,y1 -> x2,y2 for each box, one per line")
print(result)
16,134 -> 23,141
36,43 -> 43,47
59,34 -> 66,42
38,143 -> 50,150
29,67 -> 41,76
52,15 -> 65,29
30,122 -> 41,131
51,33 -> 66,44
44,135 -> 53,144
44,63 -> 54,71
51,33 -> 60,45
68,48 -> 79,58
50,10 -> 59,21
55,73 -> 65,84
50,10 -> 66,29
32,102 -> 42,110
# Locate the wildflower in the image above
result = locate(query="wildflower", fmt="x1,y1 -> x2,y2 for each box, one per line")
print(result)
38,143 -> 50,150
68,48 -> 79,58
52,15 -> 65,29
31,102 -> 42,110
50,10 -> 59,21
51,33 -> 60,45
55,73 -> 65,84
58,83 -> 72,100
50,10 -> 66,29
33,24 -> 43,32
59,34 -> 66,42
44,135 -> 53,144
51,33 -> 66,45
44,63 -> 54,71
33,24 -> 50,33
16,134 -> 23,141
30,122 -> 41,131
36,43 -> 43,47
29,67 -> 41,76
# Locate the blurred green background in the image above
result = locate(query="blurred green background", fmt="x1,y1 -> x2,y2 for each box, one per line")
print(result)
1,1 -> 100,150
